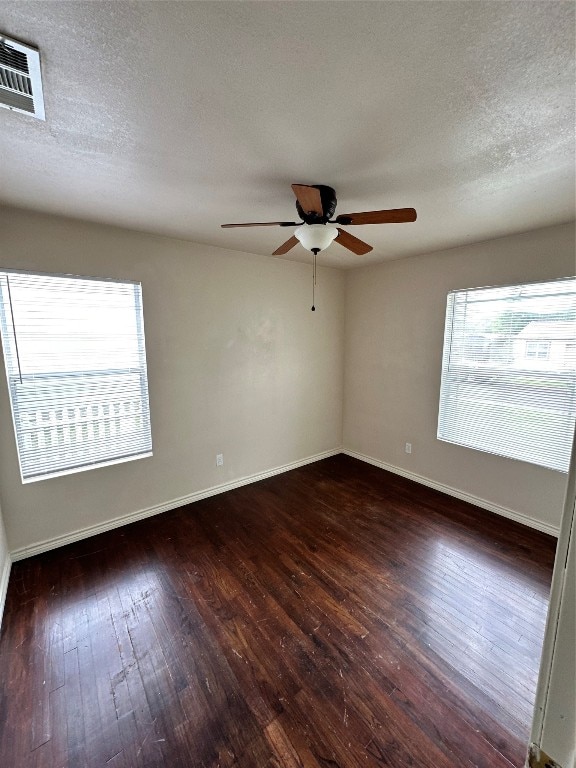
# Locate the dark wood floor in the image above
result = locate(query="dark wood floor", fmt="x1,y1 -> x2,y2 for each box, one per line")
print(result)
0,455 -> 557,768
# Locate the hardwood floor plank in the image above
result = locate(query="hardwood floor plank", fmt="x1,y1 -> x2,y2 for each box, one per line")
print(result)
48,683 -> 69,768
63,646 -> 88,767
0,455 -> 556,767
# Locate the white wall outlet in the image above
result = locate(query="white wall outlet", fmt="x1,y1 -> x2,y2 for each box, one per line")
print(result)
216,453 -> 224,466
405,442 -> 412,454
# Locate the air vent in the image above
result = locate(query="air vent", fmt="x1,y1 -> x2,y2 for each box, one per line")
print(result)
0,36 -> 45,120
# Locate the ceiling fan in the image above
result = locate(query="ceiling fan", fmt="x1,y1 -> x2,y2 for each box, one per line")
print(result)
221,184 -> 417,256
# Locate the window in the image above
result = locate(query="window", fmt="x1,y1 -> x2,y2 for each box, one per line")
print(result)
525,341 -> 551,360
0,270 -> 152,482
438,277 -> 576,472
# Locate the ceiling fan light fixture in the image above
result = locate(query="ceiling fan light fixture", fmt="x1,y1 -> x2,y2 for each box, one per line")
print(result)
294,224 -> 338,253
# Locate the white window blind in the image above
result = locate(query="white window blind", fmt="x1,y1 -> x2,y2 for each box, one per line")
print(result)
438,277 -> 576,473
0,270 -> 152,482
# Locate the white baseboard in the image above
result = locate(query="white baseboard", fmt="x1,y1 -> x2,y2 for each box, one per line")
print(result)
0,553 -> 12,632
10,445 -> 558,562
10,448 -> 342,561
343,449 -> 560,538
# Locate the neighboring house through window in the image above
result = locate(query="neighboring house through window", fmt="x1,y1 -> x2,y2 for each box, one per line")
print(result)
438,277 -> 576,472
525,341 -> 550,360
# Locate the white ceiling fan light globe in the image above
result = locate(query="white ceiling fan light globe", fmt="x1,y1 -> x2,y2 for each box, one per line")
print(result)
294,224 -> 338,253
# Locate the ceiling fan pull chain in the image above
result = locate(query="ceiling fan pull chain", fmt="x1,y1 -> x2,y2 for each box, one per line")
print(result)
311,250 -> 317,311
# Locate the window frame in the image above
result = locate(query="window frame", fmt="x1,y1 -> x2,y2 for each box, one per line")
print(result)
0,268 -> 153,483
437,276 -> 576,473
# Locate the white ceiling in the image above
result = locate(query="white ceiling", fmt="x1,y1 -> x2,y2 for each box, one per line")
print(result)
1,1 -> 574,268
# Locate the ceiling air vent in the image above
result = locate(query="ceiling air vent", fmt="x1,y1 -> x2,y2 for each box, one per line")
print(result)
0,35 -> 45,120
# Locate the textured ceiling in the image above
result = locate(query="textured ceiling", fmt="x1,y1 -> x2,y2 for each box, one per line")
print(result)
0,1 -> 574,268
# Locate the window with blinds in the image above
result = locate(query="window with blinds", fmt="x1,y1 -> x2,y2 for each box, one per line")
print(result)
438,277 -> 576,472
0,270 -> 153,482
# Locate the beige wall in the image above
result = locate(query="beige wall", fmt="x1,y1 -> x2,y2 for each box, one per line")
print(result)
0,499 -> 10,629
0,207 -> 345,554
0,208 -> 573,555
343,223 -> 575,532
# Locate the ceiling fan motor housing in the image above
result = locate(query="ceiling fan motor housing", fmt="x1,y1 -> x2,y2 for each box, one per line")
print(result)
295,185 -> 337,224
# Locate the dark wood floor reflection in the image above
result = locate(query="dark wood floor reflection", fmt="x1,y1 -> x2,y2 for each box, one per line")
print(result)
0,455 -> 556,767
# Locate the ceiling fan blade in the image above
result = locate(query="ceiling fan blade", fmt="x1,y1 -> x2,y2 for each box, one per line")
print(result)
221,221 -> 297,228
335,228 -> 373,255
335,208 -> 417,225
291,184 -> 324,216
272,235 -> 299,256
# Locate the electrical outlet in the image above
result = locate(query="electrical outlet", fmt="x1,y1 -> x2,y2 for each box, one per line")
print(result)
216,453 -> 224,466
405,442 -> 412,454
